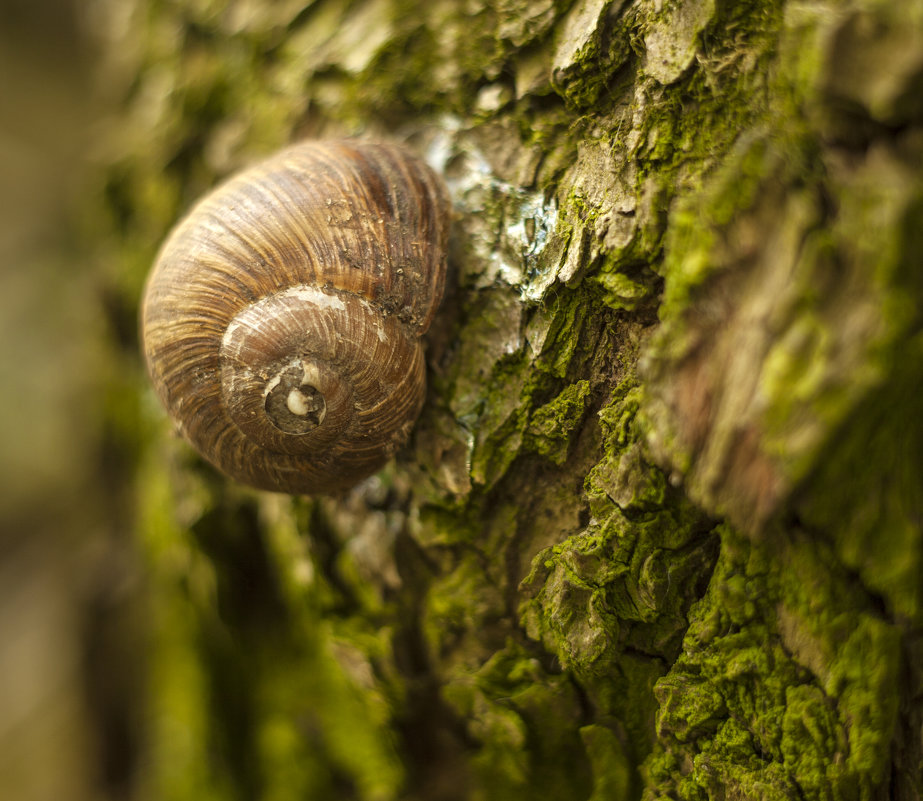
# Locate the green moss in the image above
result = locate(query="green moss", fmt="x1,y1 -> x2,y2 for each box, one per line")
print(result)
551,0 -> 638,110
525,379 -> 591,464
439,640 -> 595,800
656,132 -> 773,313
520,489 -> 719,760
594,270 -> 657,311
645,523 -> 904,801
580,724 -> 635,800
134,467 -> 409,801
533,287 -> 594,379
443,277 -> 621,490
424,557 -> 507,662
137,458 -> 231,801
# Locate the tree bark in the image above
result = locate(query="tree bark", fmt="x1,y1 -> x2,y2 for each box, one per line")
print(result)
91,0 -> 923,799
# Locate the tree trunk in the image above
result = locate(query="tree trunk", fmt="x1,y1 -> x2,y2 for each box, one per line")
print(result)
89,0 -> 923,799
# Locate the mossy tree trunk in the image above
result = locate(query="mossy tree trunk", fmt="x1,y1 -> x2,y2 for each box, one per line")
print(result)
94,0 -> 923,799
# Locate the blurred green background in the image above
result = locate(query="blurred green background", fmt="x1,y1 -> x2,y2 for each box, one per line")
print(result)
0,2 -> 137,799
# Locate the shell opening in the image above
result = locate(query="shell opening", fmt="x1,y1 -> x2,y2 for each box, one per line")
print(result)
264,361 -> 327,434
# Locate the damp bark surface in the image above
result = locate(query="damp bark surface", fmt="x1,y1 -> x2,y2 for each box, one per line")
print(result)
86,1 -> 923,799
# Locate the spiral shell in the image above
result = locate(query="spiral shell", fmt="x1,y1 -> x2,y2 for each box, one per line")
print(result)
140,140 -> 449,494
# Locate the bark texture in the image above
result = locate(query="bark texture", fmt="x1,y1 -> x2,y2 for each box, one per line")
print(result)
91,0 -> 923,799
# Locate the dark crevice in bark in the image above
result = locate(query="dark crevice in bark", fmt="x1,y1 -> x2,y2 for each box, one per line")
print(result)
391,529 -> 475,801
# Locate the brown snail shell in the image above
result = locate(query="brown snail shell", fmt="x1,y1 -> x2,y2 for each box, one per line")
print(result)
140,140 -> 450,494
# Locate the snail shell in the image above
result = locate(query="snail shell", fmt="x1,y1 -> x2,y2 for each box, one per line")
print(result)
141,140 -> 449,494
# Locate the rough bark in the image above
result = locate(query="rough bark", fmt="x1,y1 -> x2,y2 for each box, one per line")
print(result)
90,0 -> 922,799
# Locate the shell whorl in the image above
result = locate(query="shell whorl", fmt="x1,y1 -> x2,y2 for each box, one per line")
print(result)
140,141 -> 449,494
